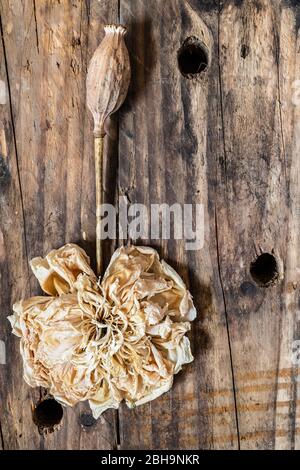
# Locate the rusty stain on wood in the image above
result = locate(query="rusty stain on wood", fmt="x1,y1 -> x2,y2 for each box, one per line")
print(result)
211,427 -> 300,446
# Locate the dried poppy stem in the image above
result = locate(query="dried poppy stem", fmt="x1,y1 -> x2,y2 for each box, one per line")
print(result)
87,24 -> 131,277
94,135 -> 104,276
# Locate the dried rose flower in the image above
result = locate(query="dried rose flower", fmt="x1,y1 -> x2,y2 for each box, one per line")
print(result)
9,244 -> 196,418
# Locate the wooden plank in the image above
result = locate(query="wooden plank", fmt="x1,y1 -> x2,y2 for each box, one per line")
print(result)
0,0 -> 118,450
217,0 -> 300,449
118,0 -> 238,449
0,11 -> 40,451
277,0 -> 300,450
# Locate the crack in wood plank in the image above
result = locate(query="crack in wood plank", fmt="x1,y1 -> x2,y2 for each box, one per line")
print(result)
217,0 -> 228,187
273,8 -> 288,189
0,14 -> 30,278
85,0 -> 90,24
32,0 -> 39,54
216,0 -> 240,450
0,417 -> 4,450
214,206 -> 241,449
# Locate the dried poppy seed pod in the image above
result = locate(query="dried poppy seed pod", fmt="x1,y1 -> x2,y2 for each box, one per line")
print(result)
86,24 -> 131,137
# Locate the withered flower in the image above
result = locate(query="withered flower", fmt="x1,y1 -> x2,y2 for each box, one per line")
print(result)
9,244 -> 196,417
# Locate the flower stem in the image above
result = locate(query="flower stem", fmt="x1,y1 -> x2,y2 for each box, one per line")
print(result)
94,136 -> 104,277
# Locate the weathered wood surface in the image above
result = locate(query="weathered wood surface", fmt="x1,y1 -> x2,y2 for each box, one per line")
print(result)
0,0 -> 300,450
0,0 -> 119,450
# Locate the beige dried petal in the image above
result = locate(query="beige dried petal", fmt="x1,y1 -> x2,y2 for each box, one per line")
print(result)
126,377 -> 174,408
168,336 -> 194,374
89,380 -> 123,419
30,243 -> 95,296
143,301 -> 167,326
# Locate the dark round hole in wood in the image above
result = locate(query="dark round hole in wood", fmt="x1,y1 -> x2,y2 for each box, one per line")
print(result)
250,253 -> 279,287
80,412 -> 96,427
33,398 -> 63,430
241,44 -> 250,59
178,37 -> 208,78
240,281 -> 256,296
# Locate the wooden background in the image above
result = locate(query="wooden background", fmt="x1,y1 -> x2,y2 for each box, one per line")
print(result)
0,0 -> 300,450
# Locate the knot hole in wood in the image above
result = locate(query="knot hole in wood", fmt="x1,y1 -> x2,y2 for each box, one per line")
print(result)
250,252 -> 280,287
33,398 -> 63,434
177,36 -> 209,79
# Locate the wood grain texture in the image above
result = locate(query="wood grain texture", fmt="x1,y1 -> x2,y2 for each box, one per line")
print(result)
217,0 -> 300,450
118,0 -> 238,449
0,9 -> 40,451
0,0 -> 119,450
0,0 -> 300,450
